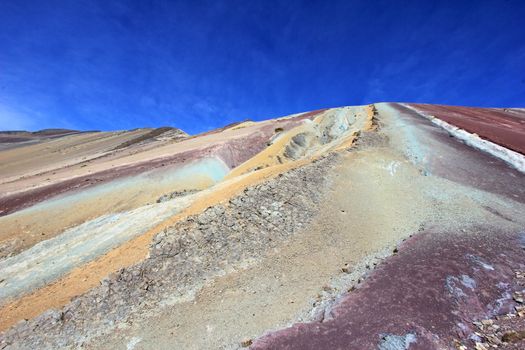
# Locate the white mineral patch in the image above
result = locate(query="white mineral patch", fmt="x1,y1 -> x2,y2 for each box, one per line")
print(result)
126,336 -> 142,350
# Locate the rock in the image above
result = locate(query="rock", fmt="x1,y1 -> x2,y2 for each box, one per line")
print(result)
513,292 -> 524,303
378,333 -> 417,350
486,335 -> 501,345
240,337 -> 253,347
474,343 -> 488,350
156,189 -> 199,203
516,305 -> 525,317
480,319 -> 493,326
501,330 -> 525,343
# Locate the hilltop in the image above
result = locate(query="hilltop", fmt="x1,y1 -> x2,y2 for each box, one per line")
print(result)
0,103 -> 524,349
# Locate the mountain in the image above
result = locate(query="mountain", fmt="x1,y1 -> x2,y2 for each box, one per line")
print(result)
0,103 -> 524,349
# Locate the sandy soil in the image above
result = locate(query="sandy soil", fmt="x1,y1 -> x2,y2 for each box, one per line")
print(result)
0,129 -> 150,183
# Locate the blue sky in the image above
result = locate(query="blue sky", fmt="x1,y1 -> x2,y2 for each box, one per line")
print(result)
0,0 -> 524,134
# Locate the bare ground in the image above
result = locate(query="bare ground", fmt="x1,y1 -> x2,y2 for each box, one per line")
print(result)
2,104 -> 524,349
86,113 -> 524,349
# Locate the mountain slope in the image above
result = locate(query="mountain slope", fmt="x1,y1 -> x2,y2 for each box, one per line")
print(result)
1,103 -> 524,350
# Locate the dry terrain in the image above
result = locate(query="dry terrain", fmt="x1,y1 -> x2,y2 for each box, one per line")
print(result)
1,103 -> 524,350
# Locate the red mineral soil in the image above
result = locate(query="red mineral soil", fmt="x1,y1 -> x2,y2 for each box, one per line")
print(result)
252,229 -> 525,350
406,103 -> 525,155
